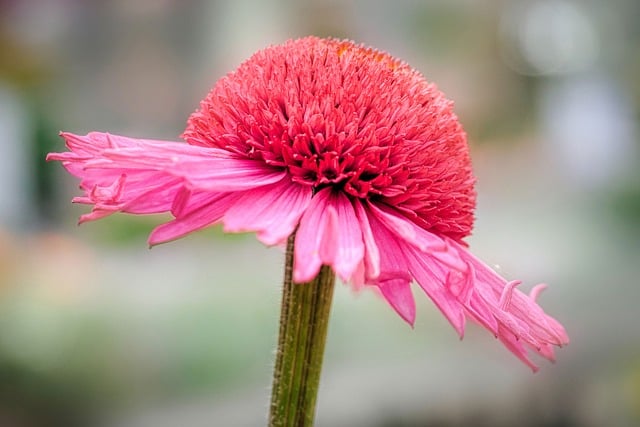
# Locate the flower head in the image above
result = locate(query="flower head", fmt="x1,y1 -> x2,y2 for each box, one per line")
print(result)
48,36 -> 568,370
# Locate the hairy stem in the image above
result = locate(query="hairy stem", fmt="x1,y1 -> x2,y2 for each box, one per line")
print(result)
269,234 -> 336,427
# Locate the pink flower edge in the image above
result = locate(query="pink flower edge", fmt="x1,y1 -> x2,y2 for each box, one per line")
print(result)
48,132 -> 569,371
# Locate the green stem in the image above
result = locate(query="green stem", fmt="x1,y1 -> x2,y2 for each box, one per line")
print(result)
269,234 -> 336,427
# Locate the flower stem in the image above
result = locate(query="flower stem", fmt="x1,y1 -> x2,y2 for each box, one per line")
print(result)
269,234 -> 336,427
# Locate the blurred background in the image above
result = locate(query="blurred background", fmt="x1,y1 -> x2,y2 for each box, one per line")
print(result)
1,0 -> 639,426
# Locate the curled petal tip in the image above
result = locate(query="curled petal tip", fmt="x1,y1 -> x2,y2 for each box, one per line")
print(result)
376,279 -> 416,327
529,283 -> 548,302
77,213 -> 97,224
499,280 -> 522,310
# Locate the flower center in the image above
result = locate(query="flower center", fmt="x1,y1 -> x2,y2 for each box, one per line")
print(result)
182,37 -> 477,242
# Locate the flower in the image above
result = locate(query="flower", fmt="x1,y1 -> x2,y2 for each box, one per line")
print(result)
48,36 -> 568,370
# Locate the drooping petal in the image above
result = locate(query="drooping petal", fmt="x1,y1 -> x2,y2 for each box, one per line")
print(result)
364,206 -> 412,282
446,263 -> 499,335
353,199 -> 380,282
49,132 -> 285,194
223,178 -> 312,245
293,188 -> 364,283
496,328 -> 540,373
71,172 -> 186,223
47,132 -> 289,231
293,190 -> 331,282
46,134 -> 187,221
402,247 -> 466,337
450,239 -> 570,347
368,202 -> 468,272
529,284 -> 548,302
148,191 -> 242,245
361,202 -> 568,368
360,202 -> 417,325
435,239 -> 569,368
326,192 -> 365,282
363,202 -> 467,334
318,206 -> 341,269
376,278 -> 416,326
367,202 -> 446,253
76,133 -> 285,192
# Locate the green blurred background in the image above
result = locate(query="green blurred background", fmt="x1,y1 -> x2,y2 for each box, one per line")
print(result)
1,0 -> 639,426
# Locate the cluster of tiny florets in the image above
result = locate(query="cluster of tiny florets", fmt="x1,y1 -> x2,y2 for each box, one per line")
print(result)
183,37 -> 476,241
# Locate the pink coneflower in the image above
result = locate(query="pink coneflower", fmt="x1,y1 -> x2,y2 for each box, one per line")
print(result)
48,36 -> 568,372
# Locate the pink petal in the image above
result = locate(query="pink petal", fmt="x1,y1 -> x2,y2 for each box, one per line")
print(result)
79,135 -> 285,192
360,201 -> 568,367
529,283 -> 547,302
349,259 -> 367,289
74,171 -> 184,223
326,192 -> 365,281
293,191 -> 329,282
377,278 -> 416,326
293,188 -> 364,283
358,202 -> 420,325
48,132 -> 288,231
223,178 -> 312,245
445,263 -> 499,335
367,201 -> 446,252
497,328 -> 540,373
50,132 -> 285,193
367,202 -> 467,272
402,247 -> 466,337
318,205 -> 341,266
361,202 -> 466,333
148,191 -> 242,245
353,200 -> 380,281
447,238 -> 570,356
48,135 -> 188,222
364,205 -> 412,280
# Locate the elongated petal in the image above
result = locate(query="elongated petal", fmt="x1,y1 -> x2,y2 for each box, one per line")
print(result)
353,200 -> 380,282
368,201 -> 466,271
294,188 -> 333,282
148,191 -> 242,245
362,202 -> 568,368
497,328 -> 540,372
377,278 -> 416,326
362,202 -> 465,332
49,132 -> 285,193
223,178 -> 312,245
293,188 -> 364,283
47,134 -> 187,221
72,133 -> 285,192
359,202 -> 417,325
47,132 -> 288,230
367,202 -> 446,252
327,193 -> 365,282
450,239 -> 570,347
402,247 -> 466,337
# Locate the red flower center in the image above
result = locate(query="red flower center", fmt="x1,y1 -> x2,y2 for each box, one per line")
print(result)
183,37 -> 476,241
